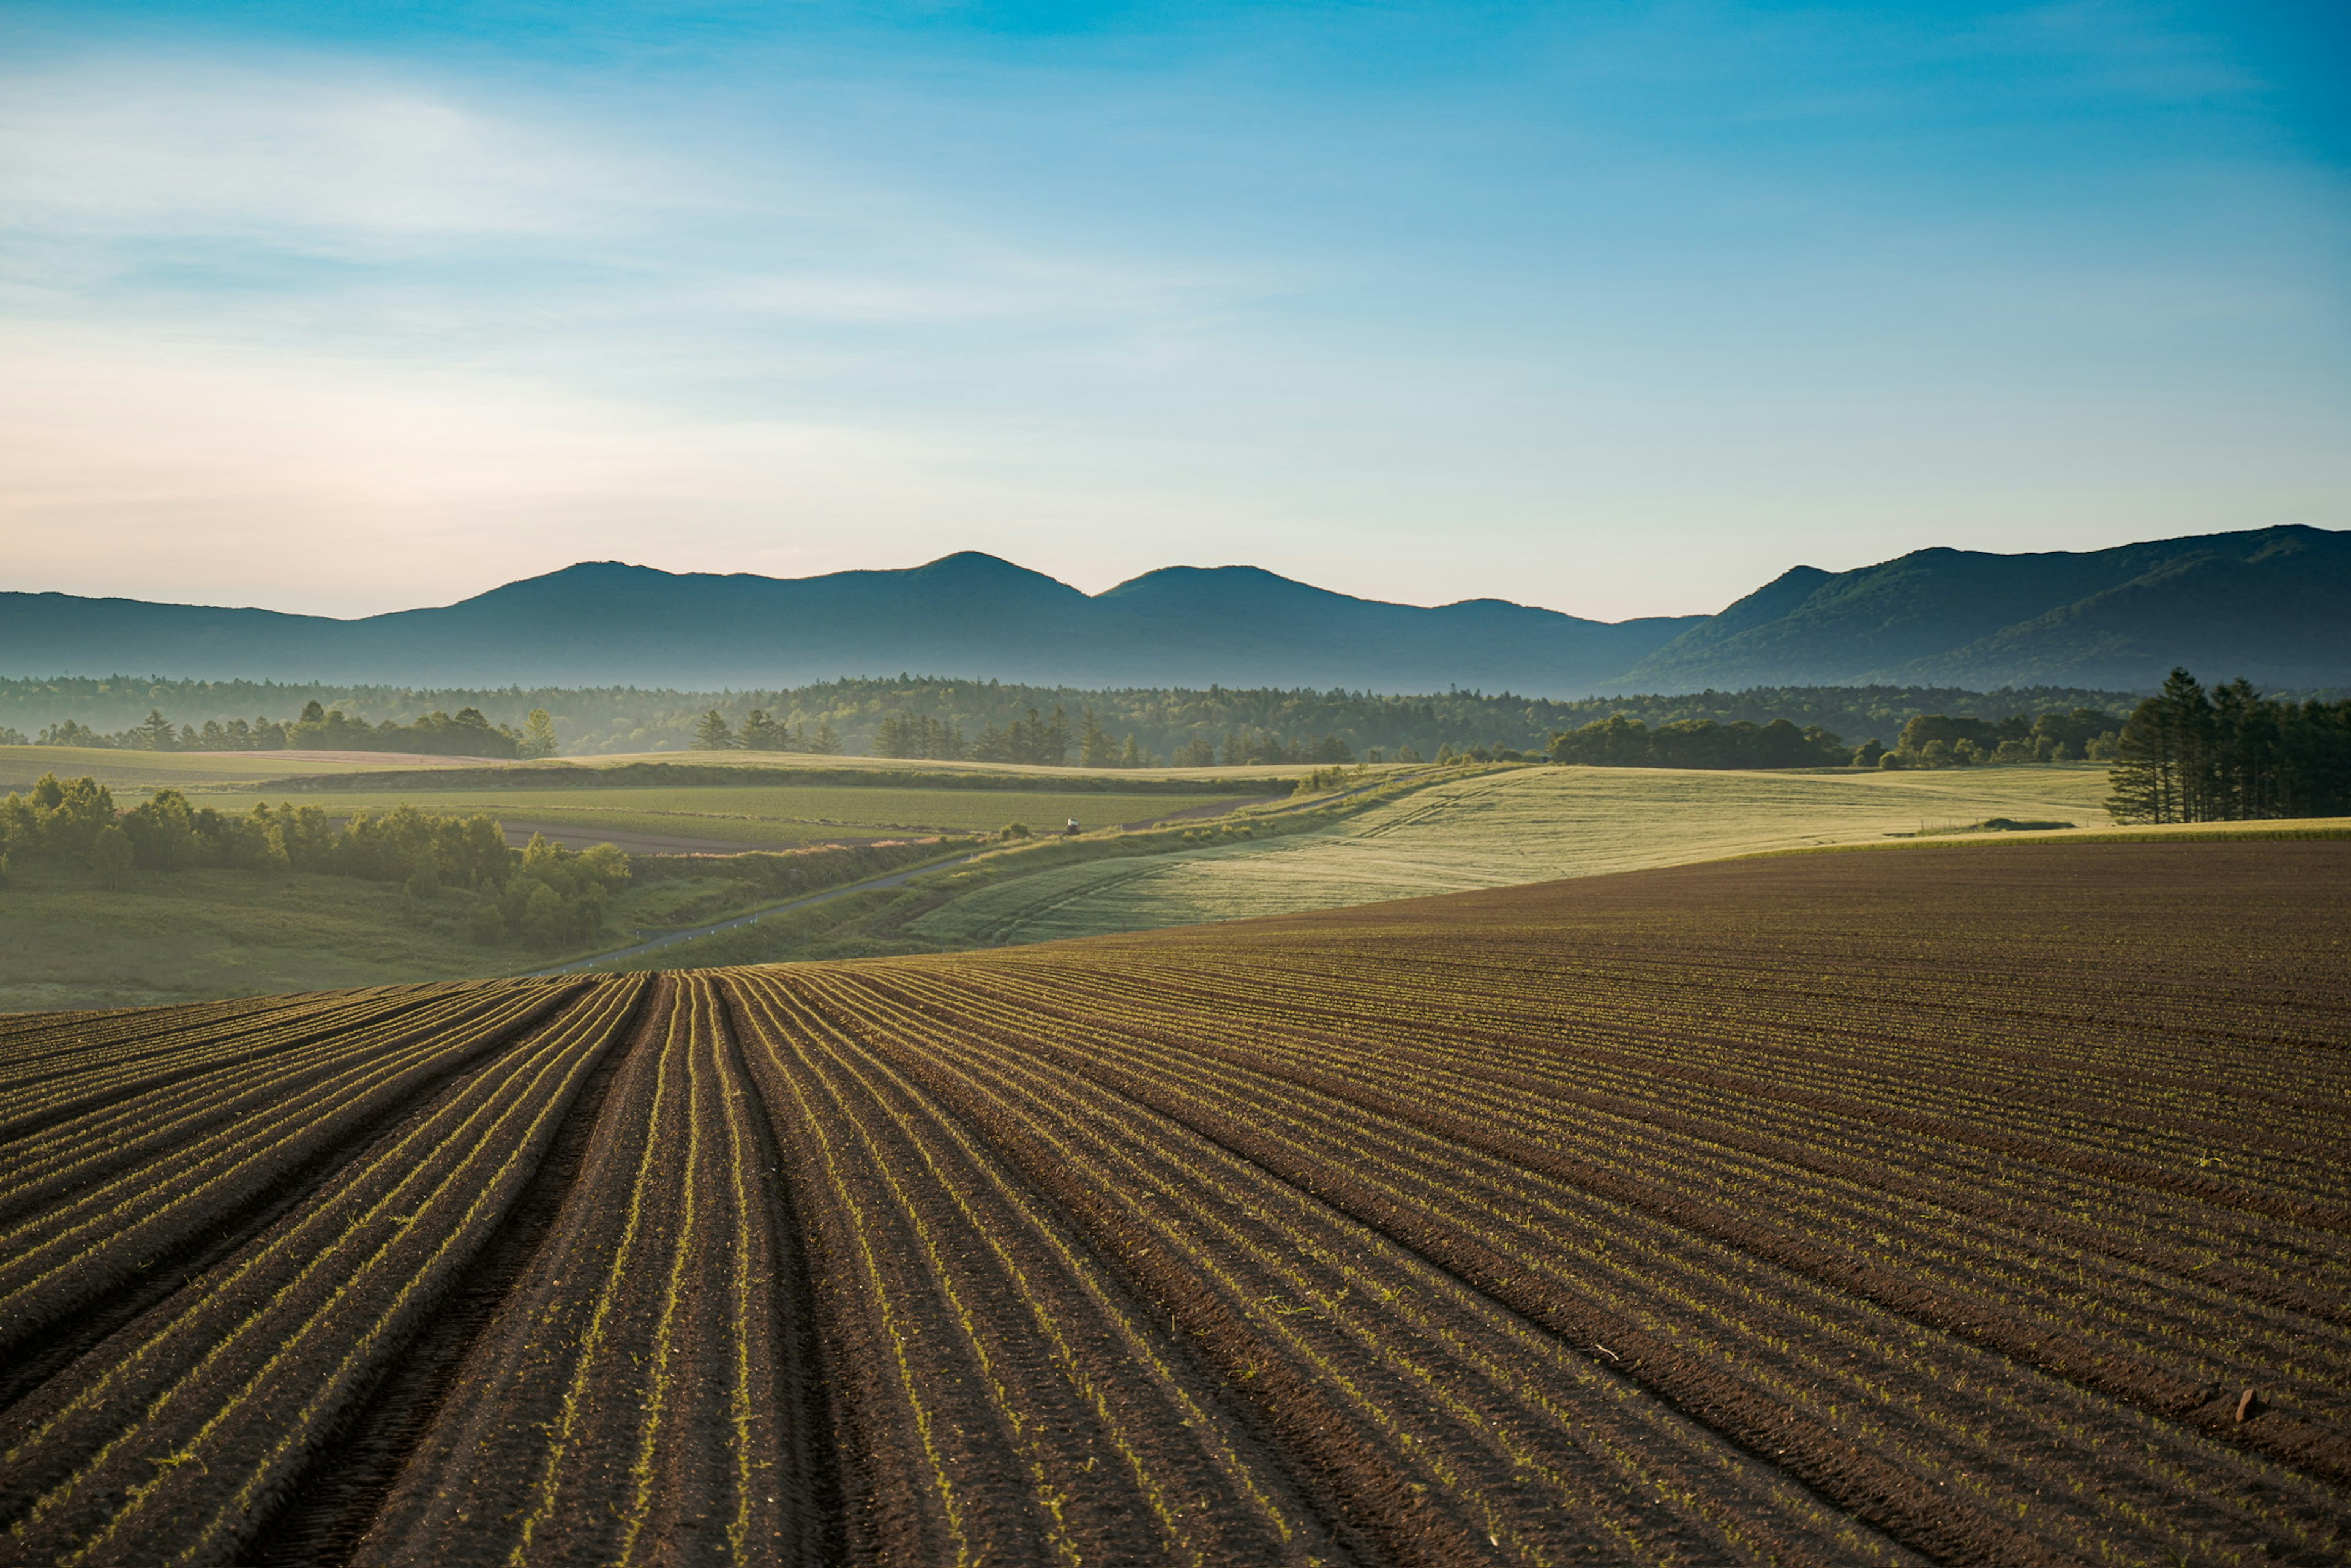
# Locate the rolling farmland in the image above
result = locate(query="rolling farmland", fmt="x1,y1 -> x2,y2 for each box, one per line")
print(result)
124,782 -> 1250,853
1,840 -> 2345,1566
904,761 -> 2126,946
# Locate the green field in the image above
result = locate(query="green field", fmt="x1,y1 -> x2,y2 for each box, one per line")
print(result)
0,745 -> 416,789
544,749 -> 1329,783
151,783 -> 1248,852
0,861 -> 514,1012
902,763 -> 2125,945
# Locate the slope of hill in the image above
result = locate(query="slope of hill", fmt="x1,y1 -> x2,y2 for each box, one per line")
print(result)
0,553 -> 1700,696
1624,524 -> 2351,691
4,525 -> 2344,694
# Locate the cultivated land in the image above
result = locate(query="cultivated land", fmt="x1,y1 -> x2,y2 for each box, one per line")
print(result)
159,782 -> 1247,853
0,745 -> 448,790
0,841 -> 2342,1566
900,760 -> 2123,947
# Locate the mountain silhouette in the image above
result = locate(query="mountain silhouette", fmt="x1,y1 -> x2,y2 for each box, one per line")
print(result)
2,527 -> 2343,696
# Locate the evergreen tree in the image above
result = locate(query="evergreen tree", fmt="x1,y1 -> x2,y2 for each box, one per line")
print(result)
2107,669 -> 2213,823
740,709 -> 794,751
808,722 -> 842,756
1078,708 -> 1116,767
520,708 -> 560,759
691,710 -> 738,750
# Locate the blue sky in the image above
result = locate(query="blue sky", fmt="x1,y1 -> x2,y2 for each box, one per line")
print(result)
1,1 -> 2344,619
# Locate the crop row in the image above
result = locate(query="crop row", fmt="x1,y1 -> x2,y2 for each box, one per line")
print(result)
0,975 -> 645,1564
1,840 -> 2342,1566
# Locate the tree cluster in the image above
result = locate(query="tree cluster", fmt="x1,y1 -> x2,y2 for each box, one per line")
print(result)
0,774 -> 624,948
28,702 -> 558,759
1872,708 -> 2121,770
1547,716 -> 1848,770
691,709 -> 841,755
2105,669 -> 2351,823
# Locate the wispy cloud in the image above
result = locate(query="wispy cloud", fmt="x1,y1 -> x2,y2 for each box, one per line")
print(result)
0,4 -> 2344,623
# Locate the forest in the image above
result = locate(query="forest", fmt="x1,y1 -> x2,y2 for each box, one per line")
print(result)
2105,669 -> 2351,822
27,700 -> 555,760
0,673 -> 2153,761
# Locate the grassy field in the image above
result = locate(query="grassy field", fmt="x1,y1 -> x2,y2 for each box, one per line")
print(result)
7,842 -> 2343,1566
145,782 -> 1249,852
538,749 -> 1335,783
0,744 -> 429,790
0,861 -> 508,1012
903,762 -> 2127,945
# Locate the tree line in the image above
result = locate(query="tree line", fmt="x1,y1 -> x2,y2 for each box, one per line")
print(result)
3,673 -> 2164,761
0,774 -> 623,948
28,702 -> 558,759
2105,670 -> 2351,823
1546,716 -> 1849,769
1543,705 -> 2129,772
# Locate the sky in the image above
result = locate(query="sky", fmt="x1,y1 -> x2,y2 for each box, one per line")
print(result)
1,1 -> 2345,622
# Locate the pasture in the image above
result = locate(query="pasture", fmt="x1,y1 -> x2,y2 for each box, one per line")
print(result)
0,861 -> 503,1014
904,760 -> 2125,945
151,782 -> 1250,853
0,745 -> 438,791
1,840 -> 2342,1565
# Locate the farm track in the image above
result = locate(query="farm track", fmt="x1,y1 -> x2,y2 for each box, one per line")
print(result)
0,839 -> 2345,1566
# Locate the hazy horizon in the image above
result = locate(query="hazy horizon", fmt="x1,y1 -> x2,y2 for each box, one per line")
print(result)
4,2 -> 2345,621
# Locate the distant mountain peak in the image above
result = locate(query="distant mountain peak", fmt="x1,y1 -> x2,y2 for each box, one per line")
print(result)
1,527 -> 2338,694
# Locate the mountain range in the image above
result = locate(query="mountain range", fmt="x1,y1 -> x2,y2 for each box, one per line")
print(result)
1,525 -> 2344,697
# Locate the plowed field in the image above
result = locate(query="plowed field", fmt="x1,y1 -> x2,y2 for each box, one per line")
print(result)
2,840 -> 2345,1567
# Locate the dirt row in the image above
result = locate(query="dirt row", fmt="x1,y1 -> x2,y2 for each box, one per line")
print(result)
0,840 -> 2342,1566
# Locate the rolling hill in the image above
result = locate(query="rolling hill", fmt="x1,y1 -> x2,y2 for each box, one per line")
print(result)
1,525 -> 2344,695
1624,523 -> 2351,691
0,554 -> 1698,696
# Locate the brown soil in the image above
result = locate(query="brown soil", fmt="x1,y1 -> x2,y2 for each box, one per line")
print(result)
1,841 -> 2345,1566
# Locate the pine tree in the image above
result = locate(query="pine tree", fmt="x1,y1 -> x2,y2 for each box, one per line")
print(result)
740,709 -> 793,751
2107,669 -> 2213,823
1078,708 -> 1114,767
691,710 -> 737,750
520,708 -> 560,759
